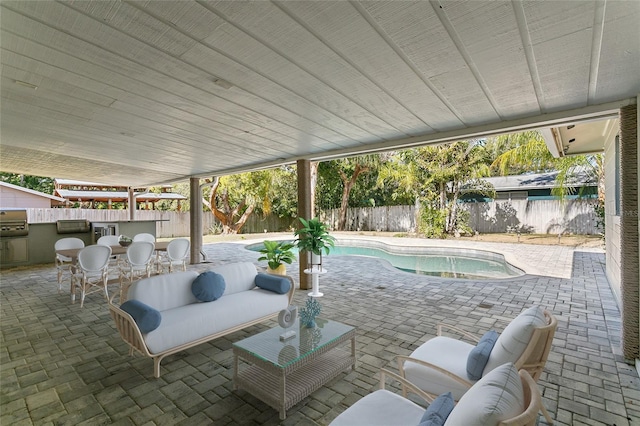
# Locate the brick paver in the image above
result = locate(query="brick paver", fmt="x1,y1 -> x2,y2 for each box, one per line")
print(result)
1,236 -> 638,425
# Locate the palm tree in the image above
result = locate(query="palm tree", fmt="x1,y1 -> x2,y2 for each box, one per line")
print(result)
489,131 -> 603,201
377,141 -> 493,236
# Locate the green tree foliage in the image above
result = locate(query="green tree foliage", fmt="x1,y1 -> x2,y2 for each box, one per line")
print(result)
268,165 -> 298,218
202,166 -> 297,234
489,131 -> 603,201
483,131 -> 554,175
316,154 -> 412,221
0,173 -> 54,194
378,141 -> 493,236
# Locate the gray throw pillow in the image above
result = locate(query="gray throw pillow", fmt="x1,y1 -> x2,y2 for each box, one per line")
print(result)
191,271 -> 226,302
466,330 -> 499,380
418,392 -> 454,426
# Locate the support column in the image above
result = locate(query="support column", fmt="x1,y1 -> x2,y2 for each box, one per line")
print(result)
128,187 -> 135,220
190,177 -> 203,265
297,159 -> 312,290
620,103 -> 639,361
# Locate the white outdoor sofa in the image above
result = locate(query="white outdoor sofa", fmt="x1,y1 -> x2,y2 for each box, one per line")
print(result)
109,262 -> 295,377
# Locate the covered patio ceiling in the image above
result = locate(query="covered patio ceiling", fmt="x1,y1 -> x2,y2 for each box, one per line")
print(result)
1,1 -> 638,187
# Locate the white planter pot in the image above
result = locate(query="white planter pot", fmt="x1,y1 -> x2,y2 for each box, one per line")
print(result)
309,252 -> 323,271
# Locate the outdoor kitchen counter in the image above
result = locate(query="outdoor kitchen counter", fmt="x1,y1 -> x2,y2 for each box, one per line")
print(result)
0,220 -> 160,269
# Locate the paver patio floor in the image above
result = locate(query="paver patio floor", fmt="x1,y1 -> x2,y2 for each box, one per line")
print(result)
1,237 -> 639,425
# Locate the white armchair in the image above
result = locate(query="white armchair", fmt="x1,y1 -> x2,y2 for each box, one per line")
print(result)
397,306 -> 556,423
330,363 -> 548,426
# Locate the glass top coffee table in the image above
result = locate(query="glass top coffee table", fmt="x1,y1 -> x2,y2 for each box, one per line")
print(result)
232,318 -> 356,420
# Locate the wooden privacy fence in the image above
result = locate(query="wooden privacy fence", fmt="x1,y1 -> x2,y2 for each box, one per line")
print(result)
319,200 -> 598,234
461,199 -> 599,235
320,205 -> 417,233
24,199 -> 599,237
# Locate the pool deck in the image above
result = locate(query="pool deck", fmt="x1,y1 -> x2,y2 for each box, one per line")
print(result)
1,235 -> 639,425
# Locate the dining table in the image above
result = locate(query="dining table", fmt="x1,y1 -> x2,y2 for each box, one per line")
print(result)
56,241 -> 170,302
55,241 -> 169,261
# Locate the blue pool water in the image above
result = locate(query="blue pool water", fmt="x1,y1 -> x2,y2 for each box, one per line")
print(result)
246,241 -> 524,280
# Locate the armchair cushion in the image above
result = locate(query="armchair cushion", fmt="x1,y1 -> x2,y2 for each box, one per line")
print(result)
483,305 -> 546,374
192,271 -> 226,302
330,389 -> 425,426
120,300 -> 162,333
466,330 -> 499,380
418,392 -> 454,426
255,273 -> 291,294
444,362 -> 524,425
404,337 -> 475,400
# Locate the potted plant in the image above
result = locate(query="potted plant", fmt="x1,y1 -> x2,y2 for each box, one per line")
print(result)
293,217 -> 336,270
258,240 -> 296,275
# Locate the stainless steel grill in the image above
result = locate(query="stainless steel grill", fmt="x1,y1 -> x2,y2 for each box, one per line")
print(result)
0,210 -> 29,237
56,219 -> 90,234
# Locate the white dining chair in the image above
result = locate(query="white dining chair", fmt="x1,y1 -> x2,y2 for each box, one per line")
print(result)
158,238 -> 190,273
71,245 -> 112,308
54,237 -> 85,293
133,233 -> 156,243
97,234 -> 122,268
97,235 -> 120,246
118,241 -> 155,302
133,233 -> 159,270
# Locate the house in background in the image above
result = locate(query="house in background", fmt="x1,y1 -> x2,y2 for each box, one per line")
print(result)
459,169 -> 599,235
0,181 -> 66,208
460,169 -> 598,203
53,179 -> 187,210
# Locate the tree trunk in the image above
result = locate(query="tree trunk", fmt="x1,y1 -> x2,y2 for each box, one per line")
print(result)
337,164 -> 368,230
448,182 -> 461,233
204,178 -> 254,234
310,162 -> 319,216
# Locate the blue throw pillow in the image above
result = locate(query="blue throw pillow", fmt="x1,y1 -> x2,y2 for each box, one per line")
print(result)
466,329 -> 499,380
120,300 -> 161,334
192,271 -> 226,302
255,273 -> 291,294
418,392 -> 454,426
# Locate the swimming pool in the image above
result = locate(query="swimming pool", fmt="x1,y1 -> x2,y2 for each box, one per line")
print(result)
245,240 -> 524,280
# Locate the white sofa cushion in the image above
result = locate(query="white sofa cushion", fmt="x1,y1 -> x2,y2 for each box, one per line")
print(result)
444,362 -> 524,425
128,271 -> 199,311
329,389 -> 425,426
208,262 -> 258,295
483,305 -> 546,374
128,262 -> 260,312
405,336 -> 475,400
144,288 -> 288,354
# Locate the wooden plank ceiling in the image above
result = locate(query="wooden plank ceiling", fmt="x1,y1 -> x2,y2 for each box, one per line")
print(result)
1,0 -> 638,186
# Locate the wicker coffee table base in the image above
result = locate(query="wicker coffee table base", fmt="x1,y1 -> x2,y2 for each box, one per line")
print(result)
233,330 -> 356,420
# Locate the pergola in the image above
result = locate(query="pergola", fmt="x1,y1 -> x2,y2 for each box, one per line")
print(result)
1,1 -> 638,363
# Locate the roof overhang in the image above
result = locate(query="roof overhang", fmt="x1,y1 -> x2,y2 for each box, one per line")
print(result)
1,1 -> 638,185
541,116 -> 620,158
